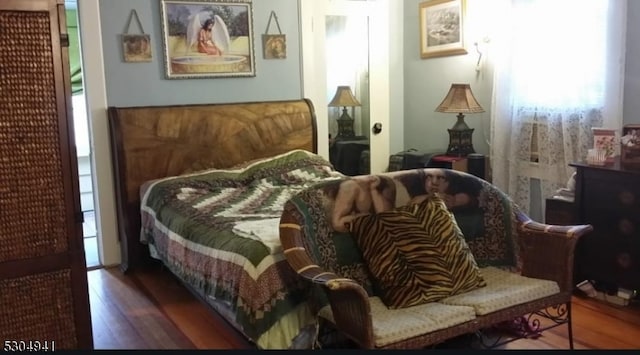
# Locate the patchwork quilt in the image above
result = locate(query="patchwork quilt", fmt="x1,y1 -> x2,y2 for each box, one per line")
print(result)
139,150 -> 343,349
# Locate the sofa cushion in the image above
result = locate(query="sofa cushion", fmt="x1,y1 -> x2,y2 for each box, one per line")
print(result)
439,266 -> 560,315
347,195 -> 486,309
318,296 -> 476,347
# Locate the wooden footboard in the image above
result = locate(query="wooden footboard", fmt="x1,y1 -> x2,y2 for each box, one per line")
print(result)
108,99 -> 318,272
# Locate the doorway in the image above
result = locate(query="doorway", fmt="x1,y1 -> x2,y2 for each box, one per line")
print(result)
72,95 -> 99,269
299,0 -> 394,174
66,0 -> 100,269
326,13 -> 371,176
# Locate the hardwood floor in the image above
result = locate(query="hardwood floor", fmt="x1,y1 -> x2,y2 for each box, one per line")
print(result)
88,266 -> 640,350
88,265 -> 253,349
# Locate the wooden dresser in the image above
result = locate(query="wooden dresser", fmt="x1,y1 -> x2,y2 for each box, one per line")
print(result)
570,159 -> 640,292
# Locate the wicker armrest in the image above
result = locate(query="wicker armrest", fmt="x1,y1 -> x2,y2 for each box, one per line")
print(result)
280,220 -> 374,347
515,211 -> 593,292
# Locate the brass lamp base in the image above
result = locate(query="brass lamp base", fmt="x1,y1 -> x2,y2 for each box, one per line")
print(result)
446,113 -> 475,157
336,107 -> 355,139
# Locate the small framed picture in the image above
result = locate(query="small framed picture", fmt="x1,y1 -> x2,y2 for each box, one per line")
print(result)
262,34 -> 286,59
592,127 -> 617,162
419,0 -> 467,59
122,34 -> 152,63
621,124 -> 640,167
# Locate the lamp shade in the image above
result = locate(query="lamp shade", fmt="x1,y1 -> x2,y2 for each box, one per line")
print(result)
328,86 -> 361,107
435,84 -> 485,114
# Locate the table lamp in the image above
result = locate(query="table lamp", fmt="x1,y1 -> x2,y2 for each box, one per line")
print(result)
435,83 -> 485,157
328,86 -> 361,139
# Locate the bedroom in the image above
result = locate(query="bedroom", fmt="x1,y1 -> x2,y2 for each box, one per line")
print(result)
81,0 -> 640,348
80,0 -> 640,271
1,0 -> 639,350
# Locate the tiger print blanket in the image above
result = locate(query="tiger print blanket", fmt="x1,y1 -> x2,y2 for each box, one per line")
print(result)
139,150 -> 343,349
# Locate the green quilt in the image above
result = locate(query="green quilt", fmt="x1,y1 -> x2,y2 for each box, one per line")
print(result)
140,150 -> 343,349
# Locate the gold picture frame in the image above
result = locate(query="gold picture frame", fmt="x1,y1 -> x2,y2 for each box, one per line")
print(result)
159,0 -> 255,79
419,0 -> 467,59
262,34 -> 286,59
261,11 -> 286,59
122,34 -> 152,63
621,124 -> 640,168
121,10 -> 152,63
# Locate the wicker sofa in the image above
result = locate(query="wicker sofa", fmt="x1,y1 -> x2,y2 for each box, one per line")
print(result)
279,168 -> 593,349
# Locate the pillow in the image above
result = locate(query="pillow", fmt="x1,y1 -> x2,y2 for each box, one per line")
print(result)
347,195 -> 486,309
180,160 -> 216,175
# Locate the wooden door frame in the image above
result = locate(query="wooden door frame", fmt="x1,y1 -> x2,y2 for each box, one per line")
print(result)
299,0 -> 397,174
77,0 -> 120,266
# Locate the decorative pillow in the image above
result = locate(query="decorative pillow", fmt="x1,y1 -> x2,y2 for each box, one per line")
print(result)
239,149 -> 334,181
180,160 -> 216,175
347,195 -> 486,309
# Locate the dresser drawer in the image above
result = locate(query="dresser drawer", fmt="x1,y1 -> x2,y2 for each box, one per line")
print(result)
583,208 -> 640,238
582,167 -> 640,187
582,176 -> 640,209
575,233 -> 640,290
545,198 -> 576,225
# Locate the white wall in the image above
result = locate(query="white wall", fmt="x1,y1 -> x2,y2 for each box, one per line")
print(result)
78,0 -> 119,266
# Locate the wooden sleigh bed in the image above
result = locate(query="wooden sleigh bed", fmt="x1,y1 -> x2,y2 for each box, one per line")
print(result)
108,99 -> 340,349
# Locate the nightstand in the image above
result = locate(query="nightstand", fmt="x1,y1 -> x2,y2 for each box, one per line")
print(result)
330,136 -> 369,176
545,197 -> 576,225
426,154 -> 468,172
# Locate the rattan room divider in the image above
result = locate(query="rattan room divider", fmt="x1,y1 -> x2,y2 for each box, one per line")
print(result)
0,0 -> 93,350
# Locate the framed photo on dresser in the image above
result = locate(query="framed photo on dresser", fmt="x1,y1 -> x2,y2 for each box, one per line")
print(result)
621,124 -> 640,167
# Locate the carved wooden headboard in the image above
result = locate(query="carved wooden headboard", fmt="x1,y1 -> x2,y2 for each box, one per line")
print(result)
108,99 -> 318,272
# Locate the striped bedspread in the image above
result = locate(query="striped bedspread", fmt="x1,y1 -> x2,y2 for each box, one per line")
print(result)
139,150 -> 343,349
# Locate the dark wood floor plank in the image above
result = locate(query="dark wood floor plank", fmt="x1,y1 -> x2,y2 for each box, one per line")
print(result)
87,269 -> 150,349
87,267 -> 640,350
89,287 -> 126,349
105,268 -> 196,349
573,295 -> 640,348
88,269 -> 159,349
574,295 -> 640,327
494,297 -> 640,350
503,325 -> 590,350
88,267 -> 195,349
132,267 -> 252,349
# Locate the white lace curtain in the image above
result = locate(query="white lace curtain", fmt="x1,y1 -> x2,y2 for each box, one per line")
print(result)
490,0 -> 627,218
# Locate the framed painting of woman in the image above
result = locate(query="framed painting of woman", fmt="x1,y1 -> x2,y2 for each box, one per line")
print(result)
160,0 -> 256,79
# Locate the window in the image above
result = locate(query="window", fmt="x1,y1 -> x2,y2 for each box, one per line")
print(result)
508,0 -> 608,110
490,0 -> 626,218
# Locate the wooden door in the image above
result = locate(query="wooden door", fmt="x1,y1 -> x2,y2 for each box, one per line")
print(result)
0,0 -> 93,349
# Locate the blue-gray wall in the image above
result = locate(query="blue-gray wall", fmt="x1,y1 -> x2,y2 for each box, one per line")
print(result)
99,0 -> 640,140
402,0 -> 492,157
401,0 -> 640,156
99,0 -> 302,106
91,0 -> 640,261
